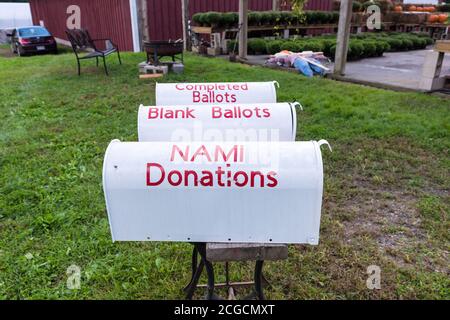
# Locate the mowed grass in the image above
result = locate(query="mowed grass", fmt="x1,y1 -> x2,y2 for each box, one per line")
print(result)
0,47 -> 449,299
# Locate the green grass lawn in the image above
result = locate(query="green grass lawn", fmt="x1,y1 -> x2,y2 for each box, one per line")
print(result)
0,47 -> 449,299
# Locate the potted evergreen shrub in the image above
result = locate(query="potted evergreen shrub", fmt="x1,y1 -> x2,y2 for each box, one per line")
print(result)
205,12 -> 221,28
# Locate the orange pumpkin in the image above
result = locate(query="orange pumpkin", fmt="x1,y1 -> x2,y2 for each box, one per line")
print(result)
408,5 -> 417,11
416,7 -> 423,12
428,14 -> 439,23
429,6 -> 436,12
438,14 -> 448,23
394,5 -> 403,12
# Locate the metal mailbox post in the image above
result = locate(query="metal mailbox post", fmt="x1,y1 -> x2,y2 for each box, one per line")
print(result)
138,103 -> 302,142
102,140 -> 330,244
155,81 -> 279,105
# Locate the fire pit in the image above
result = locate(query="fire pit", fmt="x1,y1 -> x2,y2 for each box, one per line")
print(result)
143,40 -> 184,65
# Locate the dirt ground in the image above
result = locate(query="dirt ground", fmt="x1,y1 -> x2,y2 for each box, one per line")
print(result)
0,45 -> 15,58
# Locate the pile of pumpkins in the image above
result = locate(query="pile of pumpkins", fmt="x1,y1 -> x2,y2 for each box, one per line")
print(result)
394,5 -> 436,12
428,13 -> 448,24
393,4 -> 448,24
406,6 -> 436,12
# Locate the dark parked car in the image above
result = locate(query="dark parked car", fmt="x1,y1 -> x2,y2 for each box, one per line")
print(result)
8,26 -> 57,56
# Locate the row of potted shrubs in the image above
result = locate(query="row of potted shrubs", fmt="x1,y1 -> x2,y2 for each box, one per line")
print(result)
192,10 -> 340,28
193,8 -> 449,30
227,33 -> 433,61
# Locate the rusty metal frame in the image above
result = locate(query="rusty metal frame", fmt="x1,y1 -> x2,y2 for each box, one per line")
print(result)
183,242 -> 268,300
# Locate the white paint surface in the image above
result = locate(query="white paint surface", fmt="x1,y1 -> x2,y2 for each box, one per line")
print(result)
129,0 -> 140,52
155,82 -> 279,105
0,3 -> 32,29
103,140 -> 327,244
138,103 -> 299,142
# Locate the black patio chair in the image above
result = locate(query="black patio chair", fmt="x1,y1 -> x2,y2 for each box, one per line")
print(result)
65,28 -> 122,76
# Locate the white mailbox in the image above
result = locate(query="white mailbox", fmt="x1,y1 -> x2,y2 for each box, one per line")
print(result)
137,103 -> 302,142
103,140 -> 331,244
155,81 -> 279,105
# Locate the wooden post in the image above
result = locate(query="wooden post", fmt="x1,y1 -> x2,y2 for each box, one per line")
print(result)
137,0 -> 149,48
272,0 -> 280,11
181,0 -> 191,51
239,0 -> 248,60
334,0 -> 353,76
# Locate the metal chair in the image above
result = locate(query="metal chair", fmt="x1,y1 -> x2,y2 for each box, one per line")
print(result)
65,28 -> 122,76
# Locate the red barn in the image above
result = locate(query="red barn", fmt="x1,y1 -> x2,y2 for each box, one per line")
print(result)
29,0 -> 333,52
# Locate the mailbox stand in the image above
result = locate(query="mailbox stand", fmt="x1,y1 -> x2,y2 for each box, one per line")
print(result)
101,81 -> 330,299
183,243 -> 288,300
419,40 -> 450,91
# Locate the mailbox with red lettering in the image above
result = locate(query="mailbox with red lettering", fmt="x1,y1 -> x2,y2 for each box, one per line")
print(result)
137,103 -> 301,142
102,139 -> 331,244
155,82 -> 279,105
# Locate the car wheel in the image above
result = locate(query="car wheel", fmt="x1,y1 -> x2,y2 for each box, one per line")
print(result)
17,45 -> 25,57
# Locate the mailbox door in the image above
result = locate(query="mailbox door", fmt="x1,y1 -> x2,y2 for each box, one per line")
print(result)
103,140 -> 325,244
138,103 -> 297,142
155,82 -> 278,105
